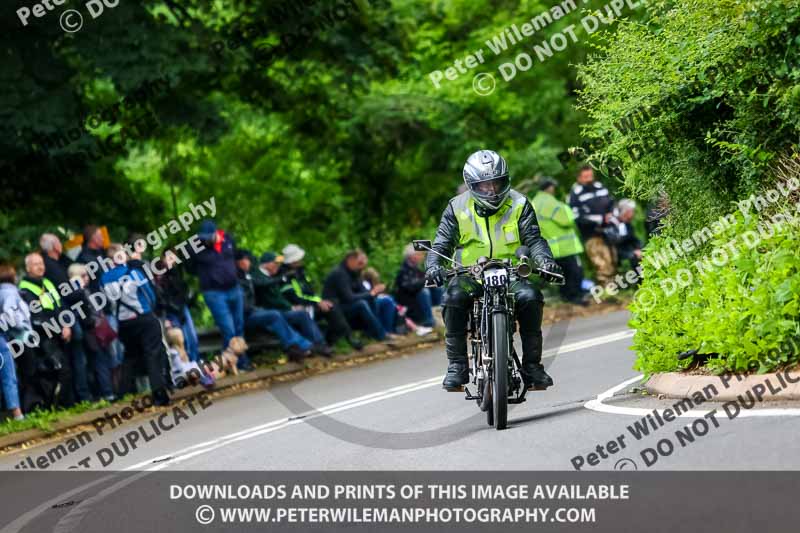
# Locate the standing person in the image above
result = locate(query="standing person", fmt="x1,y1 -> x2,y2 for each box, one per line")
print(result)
394,244 -> 439,329
235,250 -> 314,361
279,244 -> 362,350
18,252 -> 75,409
532,178 -> 587,305
568,165 -> 617,285
424,150 -> 562,391
76,225 -> 107,293
252,252 -> 332,356
188,220 -> 251,370
0,263 -> 27,420
67,263 -> 116,401
100,244 -> 170,406
40,232 -> 91,401
154,251 -> 200,363
75,225 -> 123,393
0,336 -> 23,420
322,250 -> 397,342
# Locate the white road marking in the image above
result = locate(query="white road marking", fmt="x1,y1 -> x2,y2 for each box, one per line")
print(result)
123,329 -> 636,471
0,328 -> 636,533
585,375 -> 800,417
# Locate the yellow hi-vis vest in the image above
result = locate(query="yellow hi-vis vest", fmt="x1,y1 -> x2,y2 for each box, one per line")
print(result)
19,278 -> 61,310
453,190 -> 527,266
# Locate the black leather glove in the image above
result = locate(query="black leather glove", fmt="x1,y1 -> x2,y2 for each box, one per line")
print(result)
425,265 -> 446,287
535,257 -> 564,284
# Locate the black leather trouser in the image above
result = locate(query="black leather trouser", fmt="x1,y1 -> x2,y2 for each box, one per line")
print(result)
441,275 -> 544,365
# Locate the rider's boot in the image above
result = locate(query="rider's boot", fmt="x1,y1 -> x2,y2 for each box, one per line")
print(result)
520,332 -> 553,390
517,295 -> 553,390
442,306 -> 469,391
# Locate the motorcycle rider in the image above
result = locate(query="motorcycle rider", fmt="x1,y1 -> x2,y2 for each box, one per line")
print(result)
425,150 -> 563,391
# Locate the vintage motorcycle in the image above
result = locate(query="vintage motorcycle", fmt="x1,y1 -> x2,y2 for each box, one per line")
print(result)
413,240 -> 564,430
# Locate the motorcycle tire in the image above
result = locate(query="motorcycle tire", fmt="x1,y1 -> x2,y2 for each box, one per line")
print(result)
492,311 -> 509,430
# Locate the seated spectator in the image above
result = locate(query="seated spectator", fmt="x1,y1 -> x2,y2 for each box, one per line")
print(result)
67,263 -> 116,401
362,267 -> 415,336
18,252 -> 75,410
187,219 -> 252,371
322,250 -> 398,341
100,244 -> 170,406
235,250 -> 315,361
533,178 -> 588,305
40,232 -> 92,401
154,250 -> 200,362
612,199 -> 643,272
394,244 -> 440,329
164,327 -> 213,388
0,262 -> 26,420
279,244 -> 362,350
252,252 -> 332,357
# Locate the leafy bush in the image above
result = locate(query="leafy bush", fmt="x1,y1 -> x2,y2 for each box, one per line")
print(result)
630,169 -> 800,376
578,0 -> 800,374
578,0 -> 800,241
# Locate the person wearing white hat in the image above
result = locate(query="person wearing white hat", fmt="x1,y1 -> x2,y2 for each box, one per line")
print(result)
279,244 -> 363,351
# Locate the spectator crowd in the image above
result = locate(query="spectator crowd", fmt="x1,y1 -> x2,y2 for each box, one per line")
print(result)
0,167 -> 650,423
533,165 -> 650,304
0,222 -> 442,422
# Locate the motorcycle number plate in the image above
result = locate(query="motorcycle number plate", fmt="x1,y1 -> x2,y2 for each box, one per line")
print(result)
483,268 -> 508,287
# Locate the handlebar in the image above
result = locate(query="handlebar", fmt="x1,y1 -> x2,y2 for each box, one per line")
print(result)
425,259 -> 565,287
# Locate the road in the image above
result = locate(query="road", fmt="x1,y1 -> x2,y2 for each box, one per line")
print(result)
2,309 -> 799,472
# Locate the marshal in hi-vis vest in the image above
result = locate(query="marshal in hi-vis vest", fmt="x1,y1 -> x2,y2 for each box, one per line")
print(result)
453,190 -> 527,266
18,278 -> 61,310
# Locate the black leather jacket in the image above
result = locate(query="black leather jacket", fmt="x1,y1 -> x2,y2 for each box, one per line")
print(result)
425,190 -> 555,271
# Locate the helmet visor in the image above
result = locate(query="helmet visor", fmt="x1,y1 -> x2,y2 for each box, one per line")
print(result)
469,175 -> 510,203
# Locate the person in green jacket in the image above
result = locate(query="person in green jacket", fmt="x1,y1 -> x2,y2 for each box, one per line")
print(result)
532,178 -> 588,305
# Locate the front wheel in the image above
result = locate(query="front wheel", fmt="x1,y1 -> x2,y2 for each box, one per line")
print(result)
491,311 -> 509,430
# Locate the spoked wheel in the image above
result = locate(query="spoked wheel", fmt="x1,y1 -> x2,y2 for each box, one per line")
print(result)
483,376 -> 494,426
491,311 -> 509,430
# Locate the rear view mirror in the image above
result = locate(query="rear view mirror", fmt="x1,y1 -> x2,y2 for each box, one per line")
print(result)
412,240 -> 432,252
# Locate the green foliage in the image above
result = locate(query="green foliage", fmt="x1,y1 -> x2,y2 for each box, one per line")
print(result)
630,188 -> 800,376
0,399 -> 112,436
578,0 -> 800,240
2,0 -> 635,292
578,0 -> 800,374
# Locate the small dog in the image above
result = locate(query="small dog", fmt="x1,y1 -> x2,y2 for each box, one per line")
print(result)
219,336 -> 248,376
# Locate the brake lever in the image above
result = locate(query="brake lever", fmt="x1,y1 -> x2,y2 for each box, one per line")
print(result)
538,269 -> 566,285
